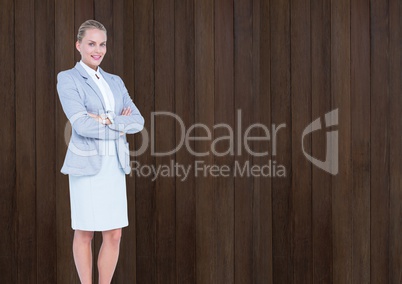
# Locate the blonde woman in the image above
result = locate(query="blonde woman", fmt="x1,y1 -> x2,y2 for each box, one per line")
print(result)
57,20 -> 144,283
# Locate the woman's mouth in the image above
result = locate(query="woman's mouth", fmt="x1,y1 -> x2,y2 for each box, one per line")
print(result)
92,55 -> 102,60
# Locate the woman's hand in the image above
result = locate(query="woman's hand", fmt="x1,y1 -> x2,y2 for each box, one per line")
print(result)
121,107 -> 132,116
88,112 -> 111,125
87,107 -> 132,125
88,112 -> 101,121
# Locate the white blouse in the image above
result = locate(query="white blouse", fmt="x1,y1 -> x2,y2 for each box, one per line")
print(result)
80,60 -> 115,112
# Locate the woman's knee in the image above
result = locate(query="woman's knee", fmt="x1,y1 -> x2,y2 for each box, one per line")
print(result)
102,229 -> 122,245
74,230 -> 94,244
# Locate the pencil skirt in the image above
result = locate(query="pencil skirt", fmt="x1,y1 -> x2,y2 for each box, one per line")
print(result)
68,142 -> 128,231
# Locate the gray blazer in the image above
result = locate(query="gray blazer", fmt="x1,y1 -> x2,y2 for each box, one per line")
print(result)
57,62 -> 144,176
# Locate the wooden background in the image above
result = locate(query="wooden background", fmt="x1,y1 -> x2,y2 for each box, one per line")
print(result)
1,0 -> 401,283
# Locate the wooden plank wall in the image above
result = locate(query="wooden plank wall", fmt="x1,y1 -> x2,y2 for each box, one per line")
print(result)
1,0 -> 402,283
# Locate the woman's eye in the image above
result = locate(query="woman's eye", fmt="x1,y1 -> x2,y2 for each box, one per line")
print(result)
101,43 -> 106,47
89,43 -> 94,46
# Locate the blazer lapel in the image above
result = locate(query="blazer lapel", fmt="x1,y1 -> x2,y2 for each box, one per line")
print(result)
74,62 -> 107,111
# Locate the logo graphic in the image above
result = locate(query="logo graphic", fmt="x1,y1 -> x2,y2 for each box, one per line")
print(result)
302,109 -> 338,175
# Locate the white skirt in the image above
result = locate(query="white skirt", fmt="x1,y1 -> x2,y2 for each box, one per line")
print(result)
68,140 -> 128,231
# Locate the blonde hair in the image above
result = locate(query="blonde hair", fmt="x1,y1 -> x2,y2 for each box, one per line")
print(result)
77,20 -> 107,42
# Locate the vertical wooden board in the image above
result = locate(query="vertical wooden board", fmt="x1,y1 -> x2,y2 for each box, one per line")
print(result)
15,0 -> 37,282
0,0 -> 16,282
74,0 -> 94,62
94,0 -> 114,72
134,0 -> 156,282
75,1 -> 94,26
331,0 -> 352,282
290,0 -> 312,282
234,0 -> 254,282
113,0 -> 124,77
370,0 -> 390,283
154,0 -> 176,282
311,0 -> 333,282
123,0 -> 137,280
351,0 -> 371,282
270,0 -> 292,282
113,0 -> 136,282
252,0 -> 268,283
35,0 -> 57,282
252,11 -> 262,284
389,0 -> 402,282
214,0 -> 235,282
194,0 -> 216,282
174,0 -> 196,282
55,0 -> 79,282
256,0 -> 273,282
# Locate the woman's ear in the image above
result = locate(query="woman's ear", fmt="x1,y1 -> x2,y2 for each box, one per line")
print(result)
75,41 -> 81,53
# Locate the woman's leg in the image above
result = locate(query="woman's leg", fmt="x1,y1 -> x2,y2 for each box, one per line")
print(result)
98,228 -> 122,284
73,230 -> 94,284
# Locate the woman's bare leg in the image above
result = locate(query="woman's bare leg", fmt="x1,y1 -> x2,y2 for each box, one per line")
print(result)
73,230 -> 94,284
98,228 -> 122,284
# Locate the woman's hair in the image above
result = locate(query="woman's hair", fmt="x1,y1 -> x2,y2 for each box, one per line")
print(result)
77,20 -> 107,42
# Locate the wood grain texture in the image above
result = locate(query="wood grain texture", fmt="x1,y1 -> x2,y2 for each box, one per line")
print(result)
389,0 -> 402,282
154,0 -> 176,282
174,0 -> 196,282
194,0 -> 216,282
332,0 -> 352,282
290,0 -> 312,282
0,0 -> 16,282
214,0 -> 235,282
256,0 -> 273,282
351,0 -> 371,282
15,0 -> 37,282
234,0 -> 254,282
311,0 -> 333,282
134,0 -> 156,282
270,0 -> 292,282
252,0 -> 272,283
112,0 -> 124,77
35,0 -> 57,282
370,0 -> 390,282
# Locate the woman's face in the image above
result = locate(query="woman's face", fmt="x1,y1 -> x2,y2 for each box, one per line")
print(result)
76,28 -> 107,70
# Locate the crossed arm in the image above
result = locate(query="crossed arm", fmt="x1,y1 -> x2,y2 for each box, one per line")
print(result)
88,107 -> 132,125
57,72 -> 144,140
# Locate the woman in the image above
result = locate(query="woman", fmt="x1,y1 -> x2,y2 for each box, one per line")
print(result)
57,20 -> 144,283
